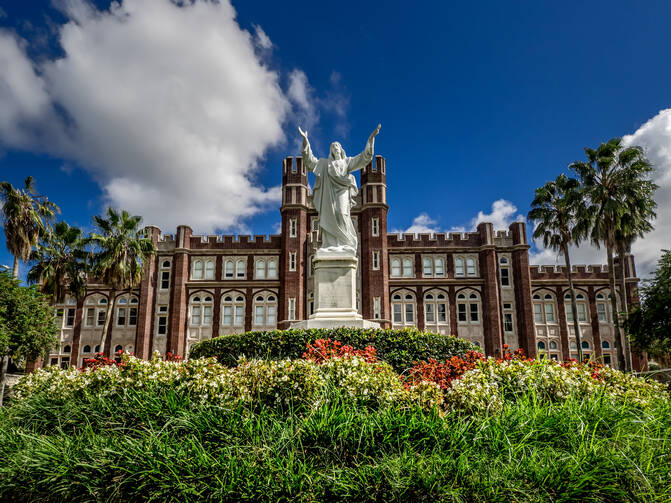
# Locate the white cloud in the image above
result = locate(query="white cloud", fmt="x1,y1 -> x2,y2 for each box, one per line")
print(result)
395,213 -> 440,235
471,199 -> 525,229
624,109 -> 671,277
252,24 -> 273,50
0,0 -> 296,233
287,68 -> 318,131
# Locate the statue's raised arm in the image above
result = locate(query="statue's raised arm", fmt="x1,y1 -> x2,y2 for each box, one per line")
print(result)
298,126 -> 318,172
347,124 -> 381,174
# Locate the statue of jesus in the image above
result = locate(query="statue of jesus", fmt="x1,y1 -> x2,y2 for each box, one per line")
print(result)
299,124 -> 381,254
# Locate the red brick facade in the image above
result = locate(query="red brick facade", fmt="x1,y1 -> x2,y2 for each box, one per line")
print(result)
45,155 -> 643,371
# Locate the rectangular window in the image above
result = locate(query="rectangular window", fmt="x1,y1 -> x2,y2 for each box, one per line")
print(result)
204,260 -> 215,280
423,257 -> 433,277
391,260 -> 401,277
235,306 -> 244,327
65,308 -> 76,327
288,298 -> 296,321
455,258 -> 464,277
97,310 -> 106,326
565,303 -> 574,322
157,315 -> 167,335
603,354 -> 611,365
289,218 -> 297,238
545,303 -> 555,323
533,303 -> 543,323
236,260 -> 246,278
373,297 -> 381,319
437,303 -> 447,322
191,306 -> 201,326
425,303 -> 435,323
372,217 -> 379,237
500,268 -> 510,286
60,357 -> 70,369
504,313 -> 513,332
255,306 -> 264,325
405,303 -> 414,323
85,308 -> 95,327
161,271 -> 170,289
223,306 -> 232,326
203,306 -> 212,325
402,258 -> 413,277
466,258 -> 476,276
393,304 -> 402,323
469,303 -> 479,322
129,307 -> 137,326
117,307 -> 126,326
312,218 -> 319,231
597,303 -> 607,322
458,303 -> 467,322
503,302 -> 512,310
577,303 -> 587,322
434,258 -> 444,277
289,252 -> 297,271
267,306 -> 276,325
372,251 -> 380,270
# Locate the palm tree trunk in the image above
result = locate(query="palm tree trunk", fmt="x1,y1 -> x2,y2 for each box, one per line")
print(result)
607,241 -> 625,371
564,245 -> 583,362
617,243 -> 633,371
0,354 -> 8,406
100,290 -> 116,357
12,255 -> 19,279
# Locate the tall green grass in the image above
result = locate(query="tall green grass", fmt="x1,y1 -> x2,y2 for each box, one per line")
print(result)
1,388 -> 669,502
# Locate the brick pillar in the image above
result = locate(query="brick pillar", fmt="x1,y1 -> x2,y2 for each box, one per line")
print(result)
556,286 -> 570,361
508,222 -> 536,358
416,285 -> 425,331
244,286 -> 253,332
448,285 -> 458,337
70,298 -> 84,367
279,156 -> 308,329
167,225 -> 191,357
135,226 -> 160,359
211,287 -> 221,340
360,156 -> 390,327
477,223 -> 502,357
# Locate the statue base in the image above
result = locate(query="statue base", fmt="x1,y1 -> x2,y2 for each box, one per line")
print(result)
290,251 -> 380,330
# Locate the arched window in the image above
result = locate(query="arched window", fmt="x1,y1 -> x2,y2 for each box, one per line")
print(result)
236,260 -> 246,278
537,341 -> 546,350
402,258 -> 413,277
114,345 -> 123,353
602,341 -> 610,349
423,257 -> 432,276
94,345 -> 101,353
192,260 -> 204,279
190,295 -> 213,326
83,345 -> 91,353
160,260 -> 171,290
581,341 -> 590,349
221,293 -> 245,329
499,256 -> 510,286
549,341 -> 558,350
255,259 -> 266,279
225,260 -> 234,278
435,257 -> 444,276
391,258 -> 401,277
391,290 -> 415,326
253,293 -> 277,328
466,258 -> 476,276
204,260 -> 215,280
500,257 -> 508,264
63,345 -> 71,353
424,290 -> 448,332
564,291 -> 589,323
457,289 -> 480,325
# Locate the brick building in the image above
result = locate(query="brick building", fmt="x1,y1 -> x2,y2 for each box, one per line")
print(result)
46,155 -> 642,370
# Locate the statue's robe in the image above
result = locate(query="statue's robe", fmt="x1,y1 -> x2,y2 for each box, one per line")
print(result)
302,143 -> 373,251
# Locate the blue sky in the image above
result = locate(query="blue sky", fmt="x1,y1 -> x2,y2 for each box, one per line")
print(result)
1,0 -> 670,276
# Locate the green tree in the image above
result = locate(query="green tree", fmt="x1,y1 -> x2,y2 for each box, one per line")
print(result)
626,250 -> 671,359
0,271 -> 59,405
570,139 -> 656,371
529,173 -> 591,362
88,209 -> 155,355
28,221 -> 89,303
0,177 -> 59,278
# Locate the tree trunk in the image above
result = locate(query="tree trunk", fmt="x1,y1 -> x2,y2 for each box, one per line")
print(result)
607,242 -> 626,371
0,355 -> 8,407
564,245 -> 583,362
100,290 -> 116,357
617,243 -> 633,371
12,255 -> 19,279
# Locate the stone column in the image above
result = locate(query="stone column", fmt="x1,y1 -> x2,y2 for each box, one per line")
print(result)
167,225 -> 191,357
509,222 -> 536,358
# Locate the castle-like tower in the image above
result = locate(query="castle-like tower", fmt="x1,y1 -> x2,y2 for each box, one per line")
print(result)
43,155 -> 645,371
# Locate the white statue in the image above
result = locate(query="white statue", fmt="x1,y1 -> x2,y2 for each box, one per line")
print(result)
299,124 -> 381,254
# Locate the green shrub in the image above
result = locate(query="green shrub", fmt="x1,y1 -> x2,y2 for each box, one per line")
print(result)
189,327 -> 477,372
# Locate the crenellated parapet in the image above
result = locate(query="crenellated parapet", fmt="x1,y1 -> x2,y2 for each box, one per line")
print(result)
529,264 -> 610,281
387,232 -> 482,248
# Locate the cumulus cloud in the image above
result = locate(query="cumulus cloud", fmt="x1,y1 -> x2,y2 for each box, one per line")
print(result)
252,24 -> 273,50
0,0 -> 296,232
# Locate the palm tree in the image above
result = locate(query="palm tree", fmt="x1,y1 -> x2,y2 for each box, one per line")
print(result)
27,221 -> 89,303
529,173 -> 591,362
0,177 -> 59,278
570,139 -> 656,371
88,208 -> 156,355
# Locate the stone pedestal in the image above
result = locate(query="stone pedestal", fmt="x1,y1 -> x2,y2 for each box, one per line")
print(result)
291,251 -> 380,330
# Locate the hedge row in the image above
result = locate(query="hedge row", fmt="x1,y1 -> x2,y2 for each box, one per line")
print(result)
189,328 -> 478,373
